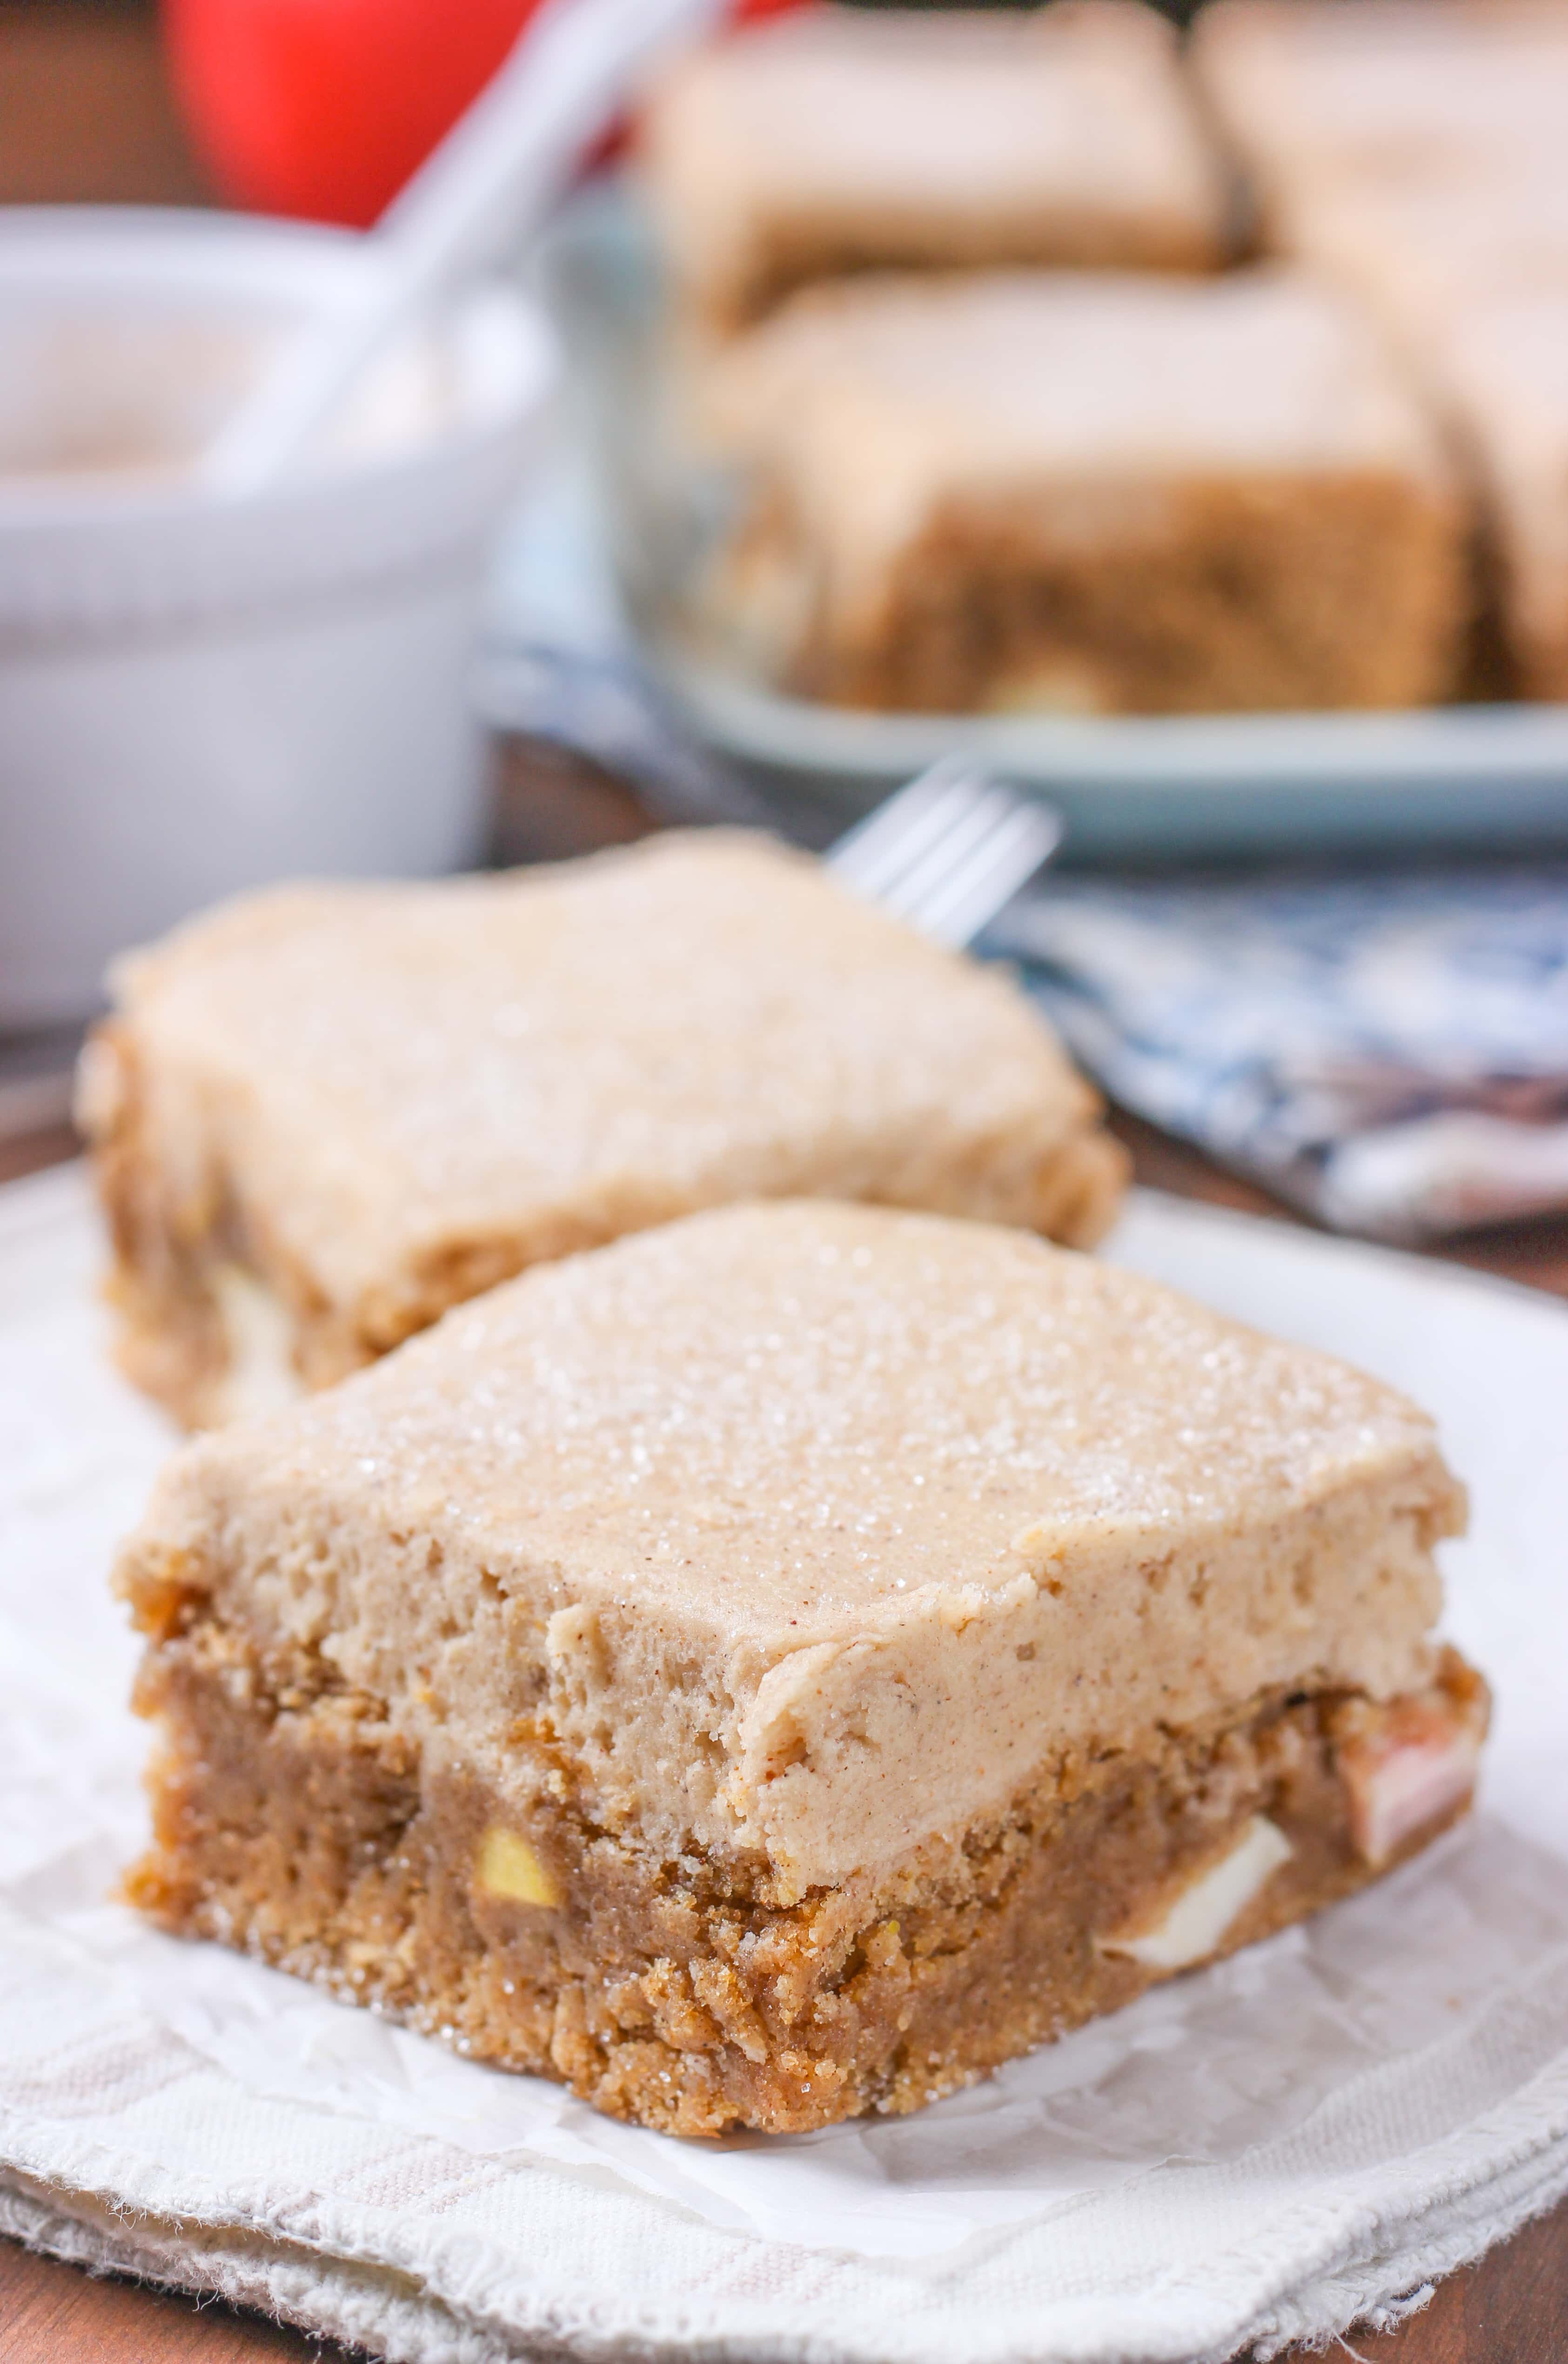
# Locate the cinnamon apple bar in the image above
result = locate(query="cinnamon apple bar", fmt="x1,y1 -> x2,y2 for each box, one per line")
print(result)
638,0 -> 1228,338
1421,292 -> 1568,701
1191,0 -> 1568,246
77,831 -> 1126,1429
1249,182 -> 1568,699
704,268 -> 1466,713
119,1199 -> 1488,2138
1265,170 -> 1568,371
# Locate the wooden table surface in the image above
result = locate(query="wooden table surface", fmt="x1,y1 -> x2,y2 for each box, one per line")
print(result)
1,11 -> 1564,2357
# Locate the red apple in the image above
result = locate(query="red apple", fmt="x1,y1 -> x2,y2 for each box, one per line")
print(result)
163,0 -> 811,228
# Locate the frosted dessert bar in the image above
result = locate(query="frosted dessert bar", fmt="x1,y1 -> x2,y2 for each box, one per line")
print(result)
1256,186 -> 1568,698
1422,294 -> 1568,701
1191,0 -> 1568,243
704,268 -> 1466,714
120,1200 -> 1488,2137
78,832 -> 1126,1428
638,0 -> 1228,336
1267,171 -> 1568,368
1191,2 -> 1568,704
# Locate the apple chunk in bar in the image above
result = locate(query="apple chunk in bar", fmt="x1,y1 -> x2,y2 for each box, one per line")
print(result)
118,1201 -> 1488,2138
77,830 -> 1126,1429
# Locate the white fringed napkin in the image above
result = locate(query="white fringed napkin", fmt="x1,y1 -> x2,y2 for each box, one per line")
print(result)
4,1170 -> 1567,2363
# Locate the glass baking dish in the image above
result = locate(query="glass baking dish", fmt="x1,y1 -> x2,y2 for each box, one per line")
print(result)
539,181 -> 1568,862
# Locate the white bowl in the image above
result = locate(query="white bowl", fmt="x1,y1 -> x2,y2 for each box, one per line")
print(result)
0,207 -> 557,1027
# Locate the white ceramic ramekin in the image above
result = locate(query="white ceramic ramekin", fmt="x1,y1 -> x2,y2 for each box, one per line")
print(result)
0,208 -> 556,1026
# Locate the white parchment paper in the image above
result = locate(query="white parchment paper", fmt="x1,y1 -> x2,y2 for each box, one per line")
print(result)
3,1170 -> 1566,2268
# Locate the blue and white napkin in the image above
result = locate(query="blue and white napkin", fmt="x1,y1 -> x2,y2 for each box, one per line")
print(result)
994,869 -> 1568,1240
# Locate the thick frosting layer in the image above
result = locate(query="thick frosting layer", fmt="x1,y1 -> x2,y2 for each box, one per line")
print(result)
712,266 -> 1446,476
1275,173 -> 1568,361
1193,0 -> 1568,225
86,833 -> 1112,1339
121,1203 -> 1464,1898
640,1 -> 1227,326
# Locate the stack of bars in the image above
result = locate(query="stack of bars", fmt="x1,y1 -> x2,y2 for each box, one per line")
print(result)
637,0 -> 1568,713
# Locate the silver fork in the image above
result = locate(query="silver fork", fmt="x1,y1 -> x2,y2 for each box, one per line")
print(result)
825,757 -> 1064,949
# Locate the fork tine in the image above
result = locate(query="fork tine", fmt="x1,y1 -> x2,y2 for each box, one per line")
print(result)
825,757 -> 1063,949
907,803 -> 1064,947
832,790 -> 978,903
824,758 -> 990,898
870,784 -> 1023,922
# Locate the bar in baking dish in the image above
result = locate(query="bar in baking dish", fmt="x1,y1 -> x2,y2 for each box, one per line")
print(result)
1421,293 -> 1568,702
119,1199 -> 1488,2136
639,0 -> 1228,337
1251,186 -> 1568,700
1190,0 -> 1568,245
704,268 -> 1467,714
78,831 -> 1126,1428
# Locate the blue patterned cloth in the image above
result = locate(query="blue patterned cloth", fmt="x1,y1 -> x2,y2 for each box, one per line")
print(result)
993,871 -> 1568,1239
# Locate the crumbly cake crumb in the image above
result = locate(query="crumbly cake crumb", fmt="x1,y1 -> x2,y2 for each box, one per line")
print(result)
1191,0 -> 1568,243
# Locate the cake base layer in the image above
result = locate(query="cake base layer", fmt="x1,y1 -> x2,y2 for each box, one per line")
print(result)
770,478 -> 1465,717
125,1618 -> 1487,2137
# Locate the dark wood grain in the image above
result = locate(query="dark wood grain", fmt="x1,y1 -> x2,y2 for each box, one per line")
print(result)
0,2238 -> 342,2362
3,2200 -> 1565,2364
0,1 -> 212,210
2,13 -> 1565,2359
0,1123 -> 78,1189
11,2205 -> 1562,2364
